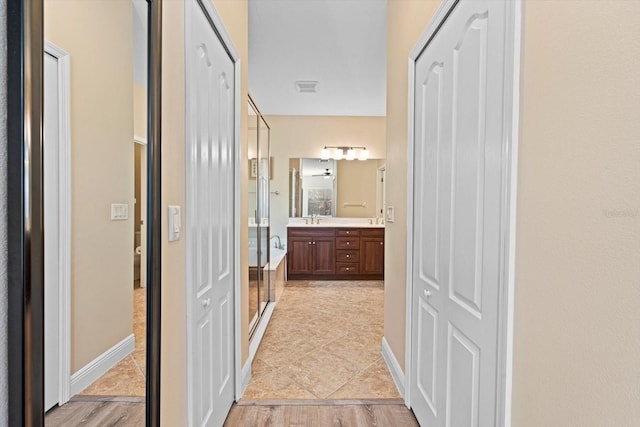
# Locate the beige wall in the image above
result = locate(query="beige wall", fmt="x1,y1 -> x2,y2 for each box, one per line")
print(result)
336,160 -> 379,218
384,0 -> 441,371
160,0 -> 248,424
160,2 -> 187,423
133,82 -> 147,140
265,115 -> 386,247
45,0 -> 134,372
512,2 -> 640,425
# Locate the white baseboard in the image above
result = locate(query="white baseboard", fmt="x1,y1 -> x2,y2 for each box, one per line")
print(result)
382,336 -> 405,398
236,302 -> 276,399
248,302 -> 275,363
70,334 -> 135,396
240,359 -> 252,397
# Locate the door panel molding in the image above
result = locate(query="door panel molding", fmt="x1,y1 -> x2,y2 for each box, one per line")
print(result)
405,1 -> 522,426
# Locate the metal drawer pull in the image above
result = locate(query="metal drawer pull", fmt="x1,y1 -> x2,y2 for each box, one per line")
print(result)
345,267 -> 350,271
380,242 -> 383,245
346,255 -> 350,258
313,242 -> 316,245
308,241 -> 312,245
346,242 -> 350,245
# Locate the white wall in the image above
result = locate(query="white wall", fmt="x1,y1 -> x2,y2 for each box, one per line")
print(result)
0,0 -> 7,423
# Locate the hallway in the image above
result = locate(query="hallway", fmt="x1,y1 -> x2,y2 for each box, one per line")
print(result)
243,281 -> 400,400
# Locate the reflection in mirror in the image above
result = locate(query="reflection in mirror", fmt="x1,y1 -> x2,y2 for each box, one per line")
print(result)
44,0 -> 148,421
290,158 -> 385,219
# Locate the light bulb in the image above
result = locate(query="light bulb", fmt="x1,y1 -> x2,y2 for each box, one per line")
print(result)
334,148 -> 343,160
358,148 -> 369,161
320,147 -> 330,160
346,148 -> 356,161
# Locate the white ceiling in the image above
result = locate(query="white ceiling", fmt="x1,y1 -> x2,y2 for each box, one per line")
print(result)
249,0 -> 387,117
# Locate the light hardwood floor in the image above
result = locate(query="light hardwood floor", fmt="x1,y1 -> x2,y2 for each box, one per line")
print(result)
45,398 -> 144,427
225,402 -> 419,426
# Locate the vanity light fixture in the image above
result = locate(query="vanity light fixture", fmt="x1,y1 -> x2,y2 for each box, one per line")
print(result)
320,146 -> 369,161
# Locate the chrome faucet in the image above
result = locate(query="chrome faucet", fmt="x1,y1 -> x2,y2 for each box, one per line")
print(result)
270,235 -> 283,249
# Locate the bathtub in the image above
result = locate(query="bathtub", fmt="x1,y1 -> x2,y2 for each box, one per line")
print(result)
267,248 -> 286,302
248,246 -> 268,268
265,248 -> 286,271
249,248 -> 287,302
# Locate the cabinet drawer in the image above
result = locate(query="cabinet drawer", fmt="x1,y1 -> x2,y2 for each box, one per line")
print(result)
287,227 -> 335,237
336,250 -> 359,262
336,263 -> 359,274
336,229 -> 360,237
360,228 -> 384,237
336,237 -> 360,249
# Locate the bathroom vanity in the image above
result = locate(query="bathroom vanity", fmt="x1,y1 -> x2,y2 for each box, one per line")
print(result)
287,225 -> 384,280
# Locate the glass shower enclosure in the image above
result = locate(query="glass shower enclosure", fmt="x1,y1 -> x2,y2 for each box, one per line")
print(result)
248,96 -> 271,336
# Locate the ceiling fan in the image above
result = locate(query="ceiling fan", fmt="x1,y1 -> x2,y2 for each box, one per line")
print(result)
312,168 -> 334,177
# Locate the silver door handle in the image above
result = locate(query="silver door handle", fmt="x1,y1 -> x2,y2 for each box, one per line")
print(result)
202,298 -> 211,307
424,290 -> 431,298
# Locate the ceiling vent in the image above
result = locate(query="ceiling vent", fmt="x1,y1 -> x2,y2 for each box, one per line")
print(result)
295,80 -> 319,93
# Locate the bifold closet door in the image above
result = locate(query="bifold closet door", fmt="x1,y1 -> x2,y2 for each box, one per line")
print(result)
411,1 -> 512,426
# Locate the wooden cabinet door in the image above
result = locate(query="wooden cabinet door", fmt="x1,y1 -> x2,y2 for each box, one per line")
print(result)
288,237 -> 313,275
360,237 -> 384,275
312,237 -> 335,275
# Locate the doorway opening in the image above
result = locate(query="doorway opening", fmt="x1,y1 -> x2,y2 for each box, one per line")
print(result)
239,0 -> 397,406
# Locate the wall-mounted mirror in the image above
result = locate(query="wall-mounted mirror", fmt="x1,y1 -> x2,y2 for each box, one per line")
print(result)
289,157 -> 386,219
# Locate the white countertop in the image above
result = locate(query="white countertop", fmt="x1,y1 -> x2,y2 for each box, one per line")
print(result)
287,222 -> 385,228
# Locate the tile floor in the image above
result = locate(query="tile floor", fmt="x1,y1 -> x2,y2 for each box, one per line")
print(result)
77,280 -> 398,400
79,287 -> 146,397
243,280 -> 401,400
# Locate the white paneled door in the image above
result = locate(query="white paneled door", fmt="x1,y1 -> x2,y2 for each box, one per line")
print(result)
186,0 -> 236,426
410,1 -> 516,426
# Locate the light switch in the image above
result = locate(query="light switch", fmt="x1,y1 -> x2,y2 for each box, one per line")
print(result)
111,203 -> 129,221
385,206 -> 395,223
168,205 -> 181,242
